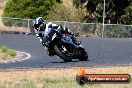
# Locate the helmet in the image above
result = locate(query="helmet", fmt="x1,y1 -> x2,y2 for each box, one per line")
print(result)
33,17 -> 45,31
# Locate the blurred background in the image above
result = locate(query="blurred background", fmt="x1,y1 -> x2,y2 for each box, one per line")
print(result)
0,0 -> 132,38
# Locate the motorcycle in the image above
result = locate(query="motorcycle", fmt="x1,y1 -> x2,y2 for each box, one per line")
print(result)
42,28 -> 88,62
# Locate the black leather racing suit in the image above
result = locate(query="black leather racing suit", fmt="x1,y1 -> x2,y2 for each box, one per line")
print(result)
36,22 -> 76,46
36,22 -> 77,56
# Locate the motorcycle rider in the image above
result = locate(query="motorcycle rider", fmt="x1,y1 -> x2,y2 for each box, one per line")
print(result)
33,17 -> 77,56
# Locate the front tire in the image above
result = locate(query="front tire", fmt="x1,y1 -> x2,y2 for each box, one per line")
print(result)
54,45 -> 72,62
79,48 -> 88,61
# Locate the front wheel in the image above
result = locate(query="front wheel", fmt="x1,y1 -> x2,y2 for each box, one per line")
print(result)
54,45 -> 72,62
79,48 -> 88,61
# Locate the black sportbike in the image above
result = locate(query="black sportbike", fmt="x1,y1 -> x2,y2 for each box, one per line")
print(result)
42,28 -> 88,62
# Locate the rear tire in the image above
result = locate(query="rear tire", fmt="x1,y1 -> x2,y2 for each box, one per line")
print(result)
54,45 -> 72,62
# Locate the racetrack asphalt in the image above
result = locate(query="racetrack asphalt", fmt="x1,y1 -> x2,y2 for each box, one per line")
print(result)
0,34 -> 132,69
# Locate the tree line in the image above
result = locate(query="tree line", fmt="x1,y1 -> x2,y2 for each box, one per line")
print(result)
2,0 -> 132,25
73,0 -> 132,24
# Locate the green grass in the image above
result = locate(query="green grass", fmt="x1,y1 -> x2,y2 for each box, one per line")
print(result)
0,45 -> 16,60
6,49 -> 16,57
2,76 -> 130,88
19,79 -> 36,88
0,46 -> 8,53
0,79 -> 36,88
0,77 -> 100,88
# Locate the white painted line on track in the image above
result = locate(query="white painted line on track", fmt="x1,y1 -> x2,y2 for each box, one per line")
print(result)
16,51 -> 31,62
0,51 -> 31,63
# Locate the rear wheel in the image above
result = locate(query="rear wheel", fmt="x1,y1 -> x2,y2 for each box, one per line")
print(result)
54,45 -> 72,62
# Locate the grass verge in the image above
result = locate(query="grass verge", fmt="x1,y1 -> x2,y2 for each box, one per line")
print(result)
0,45 -> 16,60
0,66 -> 131,88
